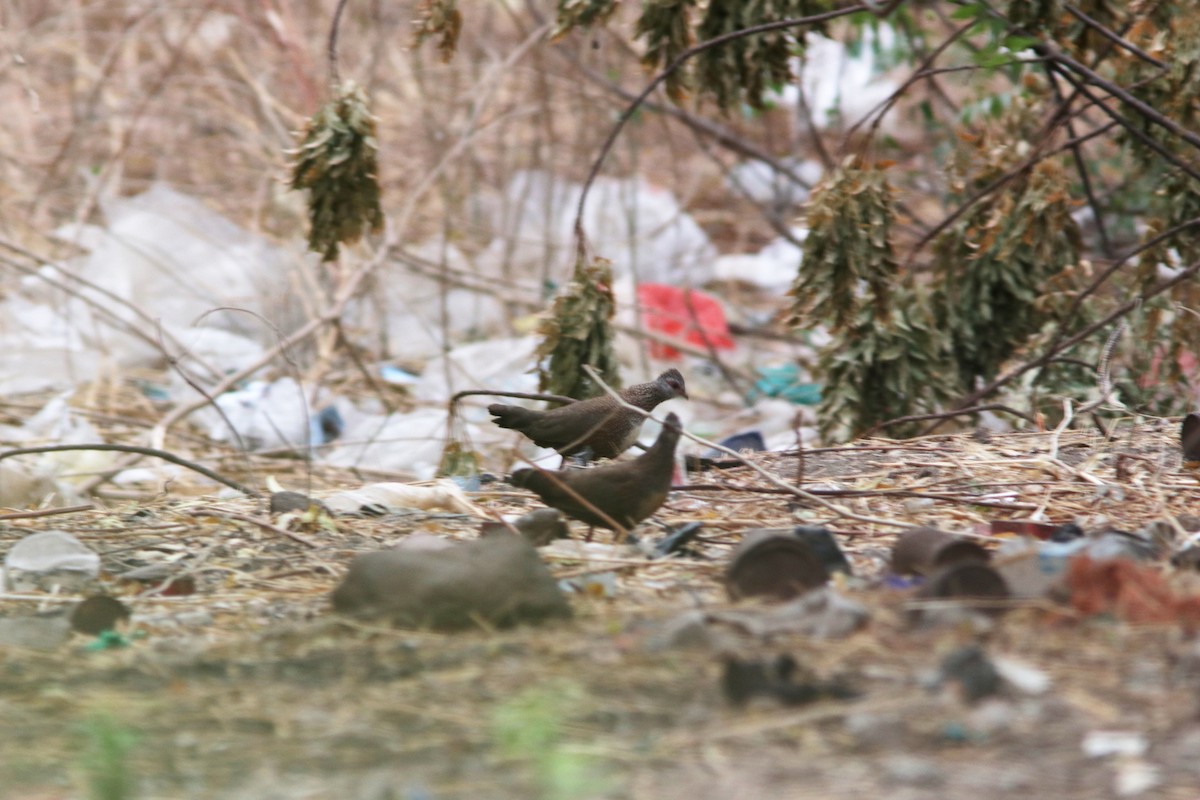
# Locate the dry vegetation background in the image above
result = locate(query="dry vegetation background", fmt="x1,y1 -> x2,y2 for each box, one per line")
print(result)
3,2 -> 1200,799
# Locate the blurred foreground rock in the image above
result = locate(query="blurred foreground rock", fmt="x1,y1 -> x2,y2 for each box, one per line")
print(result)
331,535 -> 570,630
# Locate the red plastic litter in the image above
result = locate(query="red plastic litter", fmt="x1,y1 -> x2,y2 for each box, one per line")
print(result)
637,284 -> 734,360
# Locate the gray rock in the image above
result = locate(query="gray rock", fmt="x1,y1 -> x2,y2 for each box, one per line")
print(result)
331,534 -> 571,630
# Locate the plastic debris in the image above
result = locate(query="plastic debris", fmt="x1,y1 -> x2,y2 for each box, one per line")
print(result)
202,377 -> 334,453
793,526 -> 853,575
726,529 -> 830,601
710,430 -> 766,455
331,535 -> 571,630
393,533 -> 457,552
653,521 -> 704,558
1082,730 -> 1149,759
379,365 -> 420,385
722,653 -> 856,707
773,29 -> 903,137
938,645 -> 1001,704
746,364 -> 822,406
411,336 -> 539,404
323,481 -> 480,516
1067,556 -> 1200,625
482,170 -> 717,285
50,183 -> 310,368
324,407 -> 454,480
712,228 -> 808,293
558,571 -> 619,598
636,284 -> 734,360
725,160 -> 823,210
5,530 -> 101,591
712,588 -> 869,639
0,463 -> 62,509
991,655 -> 1052,695
364,239 -> 509,360
891,527 -> 991,577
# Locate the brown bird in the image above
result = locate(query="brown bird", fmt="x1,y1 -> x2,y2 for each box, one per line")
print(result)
488,369 -> 687,460
510,412 -> 682,535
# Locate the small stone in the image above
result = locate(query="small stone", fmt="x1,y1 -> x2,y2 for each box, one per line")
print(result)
70,595 -> 131,635
882,755 -> 943,787
332,535 -> 571,630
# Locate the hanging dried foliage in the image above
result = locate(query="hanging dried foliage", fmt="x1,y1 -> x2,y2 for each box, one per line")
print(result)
1118,7 -> 1200,164
1127,169 -> 1200,409
536,256 -> 621,400
789,156 -> 897,333
788,157 -> 946,441
634,0 -> 695,102
414,0 -> 463,61
552,0 -> 621,40
288,82 -> 384,262
816,287 -> 952,441
438,437 -> 481,478
935,158 -> 1082,389
1005,0 -> 1063,31
693,0 -> 826,110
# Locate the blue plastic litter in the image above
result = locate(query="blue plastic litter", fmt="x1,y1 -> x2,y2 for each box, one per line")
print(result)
380,364 -> 420,385
747,364 -> 821,405
309,405 -> 345,446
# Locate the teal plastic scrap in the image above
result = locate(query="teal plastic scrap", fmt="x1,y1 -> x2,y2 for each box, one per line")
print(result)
748,364 -> 821,405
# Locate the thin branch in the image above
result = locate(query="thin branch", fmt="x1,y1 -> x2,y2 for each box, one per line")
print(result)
1047,62 -> 1200,184
927,257 -> 1200,433
869,404 -> 1038,436
1047,46 -> 1200,151
0,505 -> 95,521
187,507 -> 319,548
0,444 -> 258,496
572,3 -> 873,259
450,389 -> 578,407
1064,4 -> 1166,69
327,0 -> 351,86
580,366 -> 914,531
1045,62 -> 1114,258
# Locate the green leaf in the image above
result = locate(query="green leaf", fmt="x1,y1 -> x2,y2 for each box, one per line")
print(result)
951,3 -> 986,20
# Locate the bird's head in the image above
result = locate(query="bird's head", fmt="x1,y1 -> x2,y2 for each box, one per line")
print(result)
658,369 -> 688,400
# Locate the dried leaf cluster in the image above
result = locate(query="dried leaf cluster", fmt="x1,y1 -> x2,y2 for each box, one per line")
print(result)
414,0 -> 464,62
536,257 -> 622,400
288,82 -> 384,262
935,120 -> 1082,391
634,0 -> 694,102
1119,8 -> 1200,162
789,156 -> 897,333
789,159 -> 947,439
817,289 -> 951,440
1127,169 -> 1200,411
553,0 -> 621,41
694,0 -> 829,110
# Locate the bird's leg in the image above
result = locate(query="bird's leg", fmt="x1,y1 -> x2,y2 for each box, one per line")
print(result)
585,526 -> 595,542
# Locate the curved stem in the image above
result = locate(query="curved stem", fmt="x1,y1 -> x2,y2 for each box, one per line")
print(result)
571,3 -> 873,262
0,444 -> 258,496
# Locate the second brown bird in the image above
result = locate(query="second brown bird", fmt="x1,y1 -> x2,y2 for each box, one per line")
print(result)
510,412 -> 683,534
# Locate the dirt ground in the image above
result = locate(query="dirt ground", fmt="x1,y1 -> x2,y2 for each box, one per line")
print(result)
3,419 -> 1200,800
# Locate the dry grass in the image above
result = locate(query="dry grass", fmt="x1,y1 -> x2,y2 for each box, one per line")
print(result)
4,4 -> 1200,799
